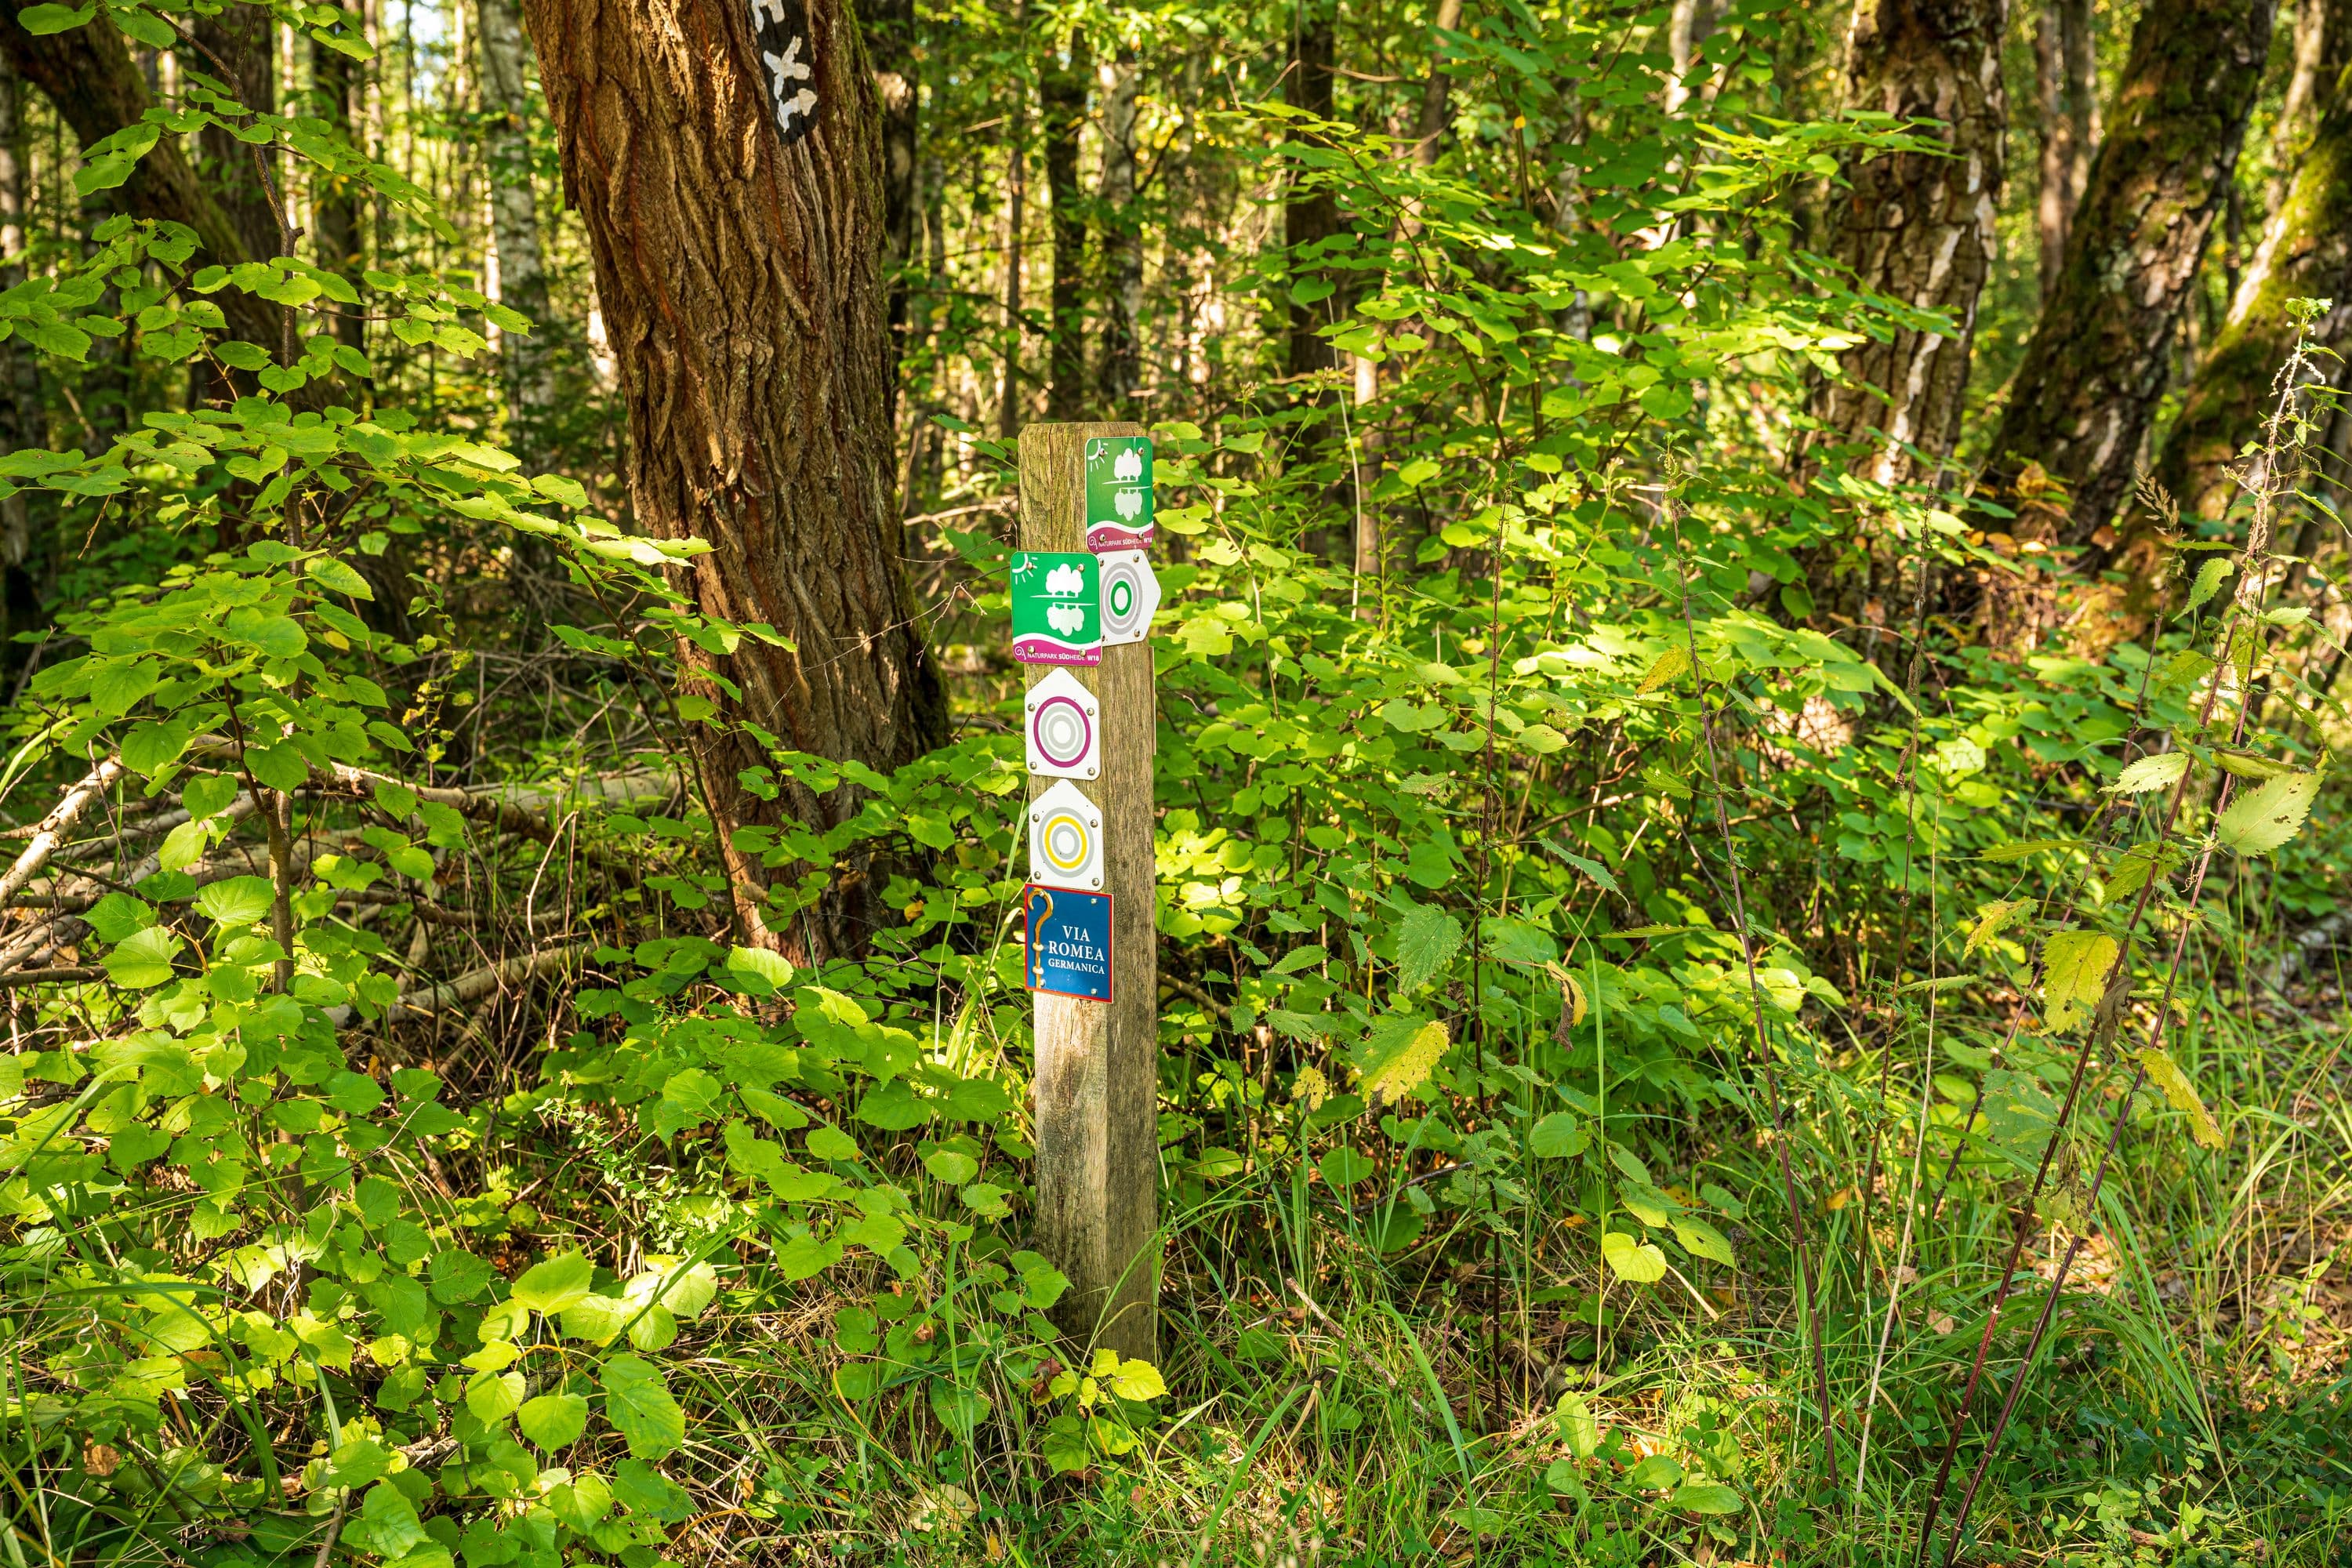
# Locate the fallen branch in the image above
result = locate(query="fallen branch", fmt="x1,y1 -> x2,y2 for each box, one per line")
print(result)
324,942 -> 593,1029
0,965 -> 103,987
0,756 -> 125,905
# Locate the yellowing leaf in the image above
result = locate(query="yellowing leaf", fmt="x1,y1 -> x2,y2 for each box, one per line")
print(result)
1638,646 -> 1691,693
1600,1229 -> 1666,1283
1105,1359 -> 1166,1401
1963,899 -> 2028,960
2040,930 -> 2118,1033
1352,1018 -> 1449,1105
2138,1047 -> 2222,1149
2215,771 -> 2320,857
2103,750 -> 2187,794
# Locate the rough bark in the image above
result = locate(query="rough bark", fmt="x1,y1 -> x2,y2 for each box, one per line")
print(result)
191,5 -> 278,263
1041,28 -> 1088,419
520,0 -> 949,956
0,5 -> 281,348
862,0 -> 916,412
996,40 -> 1026,440
476,0 -> 552,436
310,25 -> 365,352
2034,0 -> 2096,296
1980,0 -> 2278,546
2147,49 -> 2352,539
1284,0 -> 1337,381
1094,49 -> 1142,412
1808,0 -> 2007,485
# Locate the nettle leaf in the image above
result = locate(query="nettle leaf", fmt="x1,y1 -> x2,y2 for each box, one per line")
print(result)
2138,1047 -> 2223,1149
2104,750 -> 2187,794
2215,770 -> 2319,857
2039,930 -> 2118,1033
511,1250 -> 596,1315
194,875 -> 275,925
2183,556 -> 2232,615
601,1352 -> 686,1460
1394,902 -> 1463,992
1351,1016 -> 1449,1105
1600,1229 -> 1667,1283
1963,898 -> 2028,960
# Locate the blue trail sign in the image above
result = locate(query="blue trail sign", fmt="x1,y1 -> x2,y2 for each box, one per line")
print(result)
1024,884 -> 1113,1002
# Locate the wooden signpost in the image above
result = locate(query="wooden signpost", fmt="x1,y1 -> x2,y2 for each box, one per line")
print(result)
1018,423 -> 1158,1363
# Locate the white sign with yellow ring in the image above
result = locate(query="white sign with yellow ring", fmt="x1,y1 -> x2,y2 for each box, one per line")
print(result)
1028,779 -> 1105,891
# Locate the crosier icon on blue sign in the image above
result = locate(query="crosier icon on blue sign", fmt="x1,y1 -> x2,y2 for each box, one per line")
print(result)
1023,884 -> 1113,1002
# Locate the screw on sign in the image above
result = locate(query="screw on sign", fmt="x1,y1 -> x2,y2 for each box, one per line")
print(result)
748,0 -> 818,148
1028,779 -> 1105,891
1024,668 -> 1102,780
1084,436 -> 1153,552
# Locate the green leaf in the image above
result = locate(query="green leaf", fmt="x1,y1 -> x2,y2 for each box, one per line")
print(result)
1963,898 -> 2028,960
246,745 -> 309,793
927,1377 -> 992,1438
120,718 -> 194,775
600,1352 -> 685,1460
1529,1112 -> 1589,1158
1394,902 -> 1464,992
923,1149 -> 978,1185
194,876 -> 275,925
85,892 -> 153,943
2104,750 -> 2187,794
2138,1047 -> 2223,1149
1672,1216 -> 1737,1269
2040,930 -> 2119,1033
306,555 -> 375,599
1316,1145 -> 1374,1188
1623,1454 -> 1683,1489
1671,1483 -> 1743,1515
1637,646 -> 1691,693
19,4 -> 96,34
183,775 -> 241,821
511,1251 -> 596,1315
103,924 -> 180,988
2183,556 -> 2232,614
2215,770 -> 2319,857
464,1369 -> 524,1424
158,818 -> 209,873
1555,1392 -> 1599,1459
1600,1230 -> 1667,1283
89,658 -> 158,717
723,944 -> 794,994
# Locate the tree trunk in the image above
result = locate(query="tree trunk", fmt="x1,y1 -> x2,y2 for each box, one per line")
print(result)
521,0 -> 949,956
1094,49 -> 1142,412
0,5 -> 282,348
1980,0 -> 2278,546
311,26 -> 365,353
1285,0 -> 1336,381
1414,0 -> 1466,162
2034,0 -> 2096,296
1041,27 -> 1088,419
0,49 -> 34,579
863,0 -> 916,417
192,6 -> 278,263
2271,0 -> 2340,201
997,37 -> 1026,440
1666,0 -> 1717,114
1808,0 -> 2008,486
2147,43 -> 2352,540
477,0 -> 552,441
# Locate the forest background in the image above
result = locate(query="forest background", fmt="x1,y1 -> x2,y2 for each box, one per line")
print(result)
0,0 -> 2347,1564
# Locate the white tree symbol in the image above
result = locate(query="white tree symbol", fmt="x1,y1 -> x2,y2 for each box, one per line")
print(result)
1047,604 -> 1086,635
1113,487 -> 1144,520
1112,446 -> 1143,481
1044,563 -> 1086,597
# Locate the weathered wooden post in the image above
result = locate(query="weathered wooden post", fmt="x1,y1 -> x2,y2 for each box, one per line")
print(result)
1014,422 -> 1160,1363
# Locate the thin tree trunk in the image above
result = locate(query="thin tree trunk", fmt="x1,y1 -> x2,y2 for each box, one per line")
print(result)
1414,0 -> 1466,163
521,0 -> 949,958
310,27 -> 365,353
2272,0 -> 2339,201
2147,41 -> 2352,541
1041,27 -> 1088,419
864,0 -> 916,418
997,32 -> 1026,440
2034,0 -> 2096,296
477,0 -> 552,443
1666,0 -> 1717,114
1094,48 -> 1141,412
0,49 -> 33,581
1808,0 -> 2008,487
1981,0 -> 2279,546
1285,0 -> 1337,381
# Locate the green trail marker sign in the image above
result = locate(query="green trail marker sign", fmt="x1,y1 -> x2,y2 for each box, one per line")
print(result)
1011,550 -> 1101,666
1084,435 -> 1153,551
